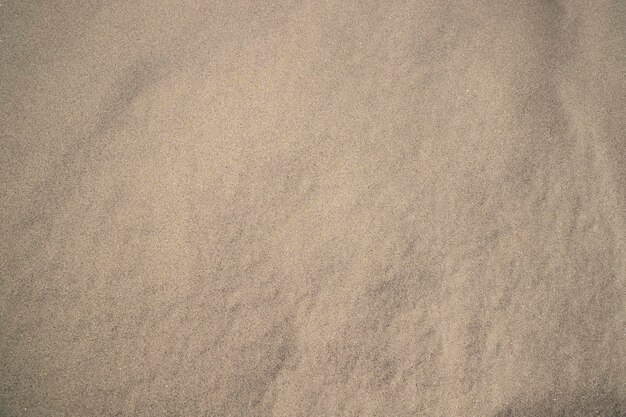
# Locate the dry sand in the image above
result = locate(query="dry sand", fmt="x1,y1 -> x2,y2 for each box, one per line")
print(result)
1,0 -> 625,416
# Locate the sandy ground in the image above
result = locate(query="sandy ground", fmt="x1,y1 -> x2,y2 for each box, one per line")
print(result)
1,1 -> 625,416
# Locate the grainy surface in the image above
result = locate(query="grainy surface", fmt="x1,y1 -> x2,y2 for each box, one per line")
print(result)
1,1 -> 625,416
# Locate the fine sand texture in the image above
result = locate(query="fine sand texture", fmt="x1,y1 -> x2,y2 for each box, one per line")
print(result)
1,1 -> 625,416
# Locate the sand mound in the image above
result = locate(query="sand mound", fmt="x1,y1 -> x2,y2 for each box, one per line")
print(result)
1,1 -> 624,415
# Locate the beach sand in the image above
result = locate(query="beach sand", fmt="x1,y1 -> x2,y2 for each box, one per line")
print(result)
1,1 -> 625,415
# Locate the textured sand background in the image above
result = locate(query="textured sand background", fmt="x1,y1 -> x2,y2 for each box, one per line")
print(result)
1,1 -> 625,416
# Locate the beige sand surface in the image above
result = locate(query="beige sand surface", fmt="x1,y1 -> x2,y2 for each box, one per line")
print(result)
1,1 -> 625,416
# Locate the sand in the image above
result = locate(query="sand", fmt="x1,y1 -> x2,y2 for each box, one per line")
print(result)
1,0 -> 625,416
